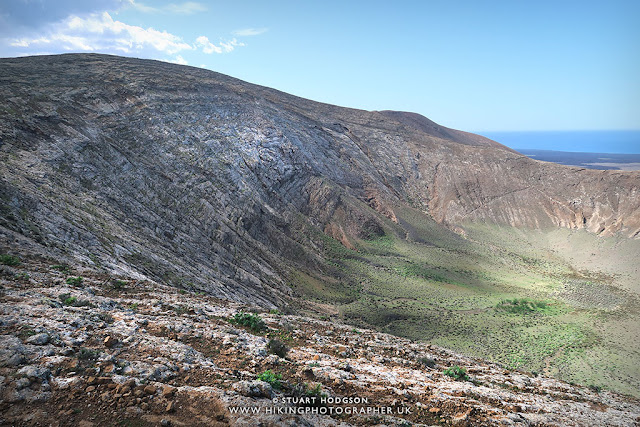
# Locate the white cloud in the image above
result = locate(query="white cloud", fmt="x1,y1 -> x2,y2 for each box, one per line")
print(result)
232,28 -> 268,37
128,1 -> 207,15
1,2 -> 243,60
126,0 -> 158,14
167,54 -> 188,65
0,0 -> 125,35
196,35 -> 243,54
9,12 -> 193,55
195,35 -> 220,54
166,2 -> 207,15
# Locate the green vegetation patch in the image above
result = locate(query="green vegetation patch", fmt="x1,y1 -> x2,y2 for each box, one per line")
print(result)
65,276 -> 84,286
443,365 -> 470,381
59,293 -> 91,307
257,370 -> 282,389
287,203 -> 640,397
496,298 -> 550,314
229,312 -> 267,333
0,254 -> 20,266
51,264 -> 70,274
112,279 -> 128,290
290,270 -> 358,304
393,263 -> 449,283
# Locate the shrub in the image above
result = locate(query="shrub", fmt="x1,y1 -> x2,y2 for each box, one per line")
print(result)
305,383 -> 324,397
59,293 -> 91,307
257,370 -> 282,389
0,254 -> 20,266
288,382 -> 329,408
15,272 -> 30,282
59,293 -> 78,306
267,338 -> 289,358
418,356 -> 436,369
229,312 -> 267,333
112,279 -> 127,290
66,276 -> 83,286
589,384 -> 602,393
297,383 -> 328,407
78,347 -> 99,360
51,264 -> 70,273
172,305 -> 190,315
443,365 -> 470,381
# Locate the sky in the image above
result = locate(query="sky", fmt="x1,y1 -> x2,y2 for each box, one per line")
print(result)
1,0 -> 639,135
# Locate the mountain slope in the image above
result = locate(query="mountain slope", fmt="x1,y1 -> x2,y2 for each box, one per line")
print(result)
2,54 -> 640,399
1,53 -> 638,306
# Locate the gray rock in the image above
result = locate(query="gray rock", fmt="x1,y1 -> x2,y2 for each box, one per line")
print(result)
0,335 -> 26,366
6,353 -> 25,366
17,365 -> 51,381
232,380 -> 273,398
26,333 -> 49,345
15,377 -> 31,390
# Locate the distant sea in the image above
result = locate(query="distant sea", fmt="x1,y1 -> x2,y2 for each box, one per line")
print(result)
479,130 -> 640,154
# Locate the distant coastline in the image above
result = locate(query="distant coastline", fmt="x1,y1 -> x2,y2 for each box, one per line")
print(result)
479,130 -> 640,155
514,149 -> 640,171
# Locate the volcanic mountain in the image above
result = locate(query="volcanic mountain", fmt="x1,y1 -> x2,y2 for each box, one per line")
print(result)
1,54 -> 640,401
1,54 -> 638,304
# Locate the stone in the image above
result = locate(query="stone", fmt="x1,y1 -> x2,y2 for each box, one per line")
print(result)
6,353 -> 25,366
26,333 -> 50,345
15,377 -> 31,390
161,385 -> 175,398
143,385 -> 156,395
104,336 -> 117,348
86,386 -> 96,393
17,365 -> 51,381
232,380 -> 273,398
166,401 -> 175,413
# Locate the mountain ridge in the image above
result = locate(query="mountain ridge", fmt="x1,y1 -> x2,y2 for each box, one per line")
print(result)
1,53 -> 639,307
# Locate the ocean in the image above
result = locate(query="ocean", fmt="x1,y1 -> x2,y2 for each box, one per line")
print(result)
478,130 -> 640,154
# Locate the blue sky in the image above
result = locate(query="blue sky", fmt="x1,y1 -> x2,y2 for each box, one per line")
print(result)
1,0 -> 639,133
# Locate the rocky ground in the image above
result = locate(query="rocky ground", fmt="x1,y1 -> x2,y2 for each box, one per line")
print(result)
1,254 -> 639,426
